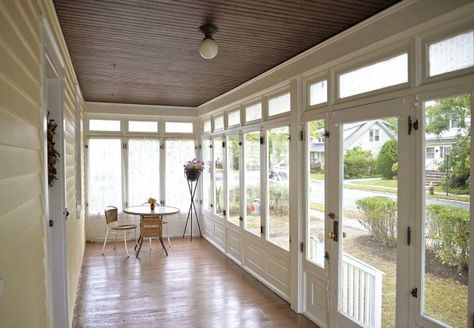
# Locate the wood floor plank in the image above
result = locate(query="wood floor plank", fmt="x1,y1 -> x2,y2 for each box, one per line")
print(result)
73,239 -> 319,328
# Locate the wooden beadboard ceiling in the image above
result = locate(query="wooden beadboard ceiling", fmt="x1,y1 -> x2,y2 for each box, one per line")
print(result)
54,0 -> 400,107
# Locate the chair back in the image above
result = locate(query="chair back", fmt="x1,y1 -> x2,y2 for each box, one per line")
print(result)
104,206 -> 118,225
140,217 -> 163,238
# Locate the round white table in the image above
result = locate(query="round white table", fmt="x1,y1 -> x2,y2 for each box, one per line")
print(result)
123,205 -> 180,217
124,206 -> 180,257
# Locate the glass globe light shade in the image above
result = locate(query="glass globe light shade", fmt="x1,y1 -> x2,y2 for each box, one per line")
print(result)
199,37 -> 218,59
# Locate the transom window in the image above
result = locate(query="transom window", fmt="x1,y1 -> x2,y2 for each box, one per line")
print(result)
309,80 -> 328,106
227,110 -> 241,127
214,115 -> 224,130
165,121 -> 193,133
89,119 -> 121,132
339,53 -> 408,98
245,103 -> 262,122
128,120 -> 158,133
268,92 -> 291,116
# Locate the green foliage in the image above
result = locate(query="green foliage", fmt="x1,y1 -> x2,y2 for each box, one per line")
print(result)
376,140 -> 398,179
268,127 -> 290,167
228,187 -> 240,215
391,162 -> 398,175
344,147 -> 377,179
439,135 -> 470,193
426,205 -> 469,272
308,120 -> 324,139
356,196 -> 397,246
269,184 -> 289,216
425,96 -> 471,135
228,135 -> 240,170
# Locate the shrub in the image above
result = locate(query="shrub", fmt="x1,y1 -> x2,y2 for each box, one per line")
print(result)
356,196 -> 397,246
344,147 -> 377,179
376,139 -> 398,179
269,184 -> 289,216
426,205 -> 469,272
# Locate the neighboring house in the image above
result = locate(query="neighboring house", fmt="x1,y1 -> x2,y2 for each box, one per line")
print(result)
425,118 -> 470,171
310,120 -> 396,166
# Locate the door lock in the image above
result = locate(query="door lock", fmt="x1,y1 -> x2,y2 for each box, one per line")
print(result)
329,231 -> 337,241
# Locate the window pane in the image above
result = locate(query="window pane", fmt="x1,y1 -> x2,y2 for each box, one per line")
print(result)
227,135 -> 240,226
89,119 -> 120,131
88,139 -> 122,214
309,80 -> 328,106
202,139 -> 212,211
204,120 -> 211,133
128,121 -> 158,133
214,137 -> 224,217
307,120 -> 326,267
228,110 -> 241,126
128,139 -> 160,206
165,122 -> 193,133
268,93 -> 291,116
245,103 -> 262,122
268,126 -> 290,250
340,117 -> 398,328
339,53 -> 408,98
214,116 -> 224,130
245,131 -> 261,235
429,30 -> 474,77
423,95 -> 470,328
165,139 -> 195,214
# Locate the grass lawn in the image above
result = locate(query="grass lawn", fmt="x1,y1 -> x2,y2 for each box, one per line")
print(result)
344,179 -> 469,203
310,173 -> 325,180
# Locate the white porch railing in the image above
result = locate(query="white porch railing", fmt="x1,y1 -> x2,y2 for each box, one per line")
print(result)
309,237 -> 384,328
341,253 -> 384,328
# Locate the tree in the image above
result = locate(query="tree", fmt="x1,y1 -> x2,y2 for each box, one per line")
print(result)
377,140 -> 398,179
426,96 -> 470,135
426,96 -> 471,193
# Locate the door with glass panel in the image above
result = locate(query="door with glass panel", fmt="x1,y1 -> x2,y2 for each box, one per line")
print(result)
413,93 -> 472,328
328,99 -> 410,328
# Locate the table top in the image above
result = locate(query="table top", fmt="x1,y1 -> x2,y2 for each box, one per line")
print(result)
123,206 -> 180,216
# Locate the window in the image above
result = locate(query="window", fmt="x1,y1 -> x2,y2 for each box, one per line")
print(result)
165,139 -> 195,213
307,119 -> 326,267
202,139 -> 212,211
227,110 -> 240,127
214,116 -> 224,130
422,96 -> 470,328
440,146 -> 451,158
369,128 -> 380,142
227,135 -> 240,226
428,30 -> 474,77
214,137 -> 225,217
165,121 -> 193,133
89,119 -> 120,132
128,121 -> 158,133
268,92 -> 291,116
244,131 -> 261,235
87,139 -> 122,214
268,126 -> 290,250
128,139 -> 160,206
203,119 -> 211,133
309,80 -> 328,106
426,146 -> 435,159
245,103 -> 262,122
451,119 -> 460,128
339,53 -> 408,98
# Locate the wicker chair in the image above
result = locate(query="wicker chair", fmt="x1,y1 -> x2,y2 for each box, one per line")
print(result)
101,206 -> 137,257
136,217 -> 168,257
141,202 -> 171,247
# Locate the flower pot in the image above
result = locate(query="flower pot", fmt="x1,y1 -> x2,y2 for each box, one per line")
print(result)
150,203 -> 155,211
186,171 -> 201,181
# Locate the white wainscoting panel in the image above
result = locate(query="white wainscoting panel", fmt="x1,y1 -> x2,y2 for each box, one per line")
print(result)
303,270 -> 328,328
203,213 -> 290,301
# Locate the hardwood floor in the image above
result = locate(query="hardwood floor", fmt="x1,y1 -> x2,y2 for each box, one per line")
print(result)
73,238 -> 319,327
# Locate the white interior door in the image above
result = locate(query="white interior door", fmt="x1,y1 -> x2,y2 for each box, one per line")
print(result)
328,98 -> 410,328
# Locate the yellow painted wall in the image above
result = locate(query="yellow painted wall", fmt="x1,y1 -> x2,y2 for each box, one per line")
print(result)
0,0 -> 84,327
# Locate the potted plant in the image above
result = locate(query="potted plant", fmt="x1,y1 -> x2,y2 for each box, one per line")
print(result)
148,197 -> 157,211
184,158 -> 205,181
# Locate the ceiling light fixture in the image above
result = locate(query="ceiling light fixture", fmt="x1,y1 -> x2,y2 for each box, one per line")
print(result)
199,24 -> 218,60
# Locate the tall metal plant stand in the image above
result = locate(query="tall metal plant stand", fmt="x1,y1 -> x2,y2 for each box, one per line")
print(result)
182,177 -> 202,241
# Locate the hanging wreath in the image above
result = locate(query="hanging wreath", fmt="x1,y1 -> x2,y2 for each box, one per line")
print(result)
47,111 -> 60,187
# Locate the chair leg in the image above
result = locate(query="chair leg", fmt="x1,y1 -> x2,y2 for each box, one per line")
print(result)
136,237 -> 143,258
123,231 -> 129,257
149,237 -> 152,250
159,237 -> 168,256
166,224 -> 171,247
113,230 -> 117,250
101,227 -> 110,255
134,228 -> 137,248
